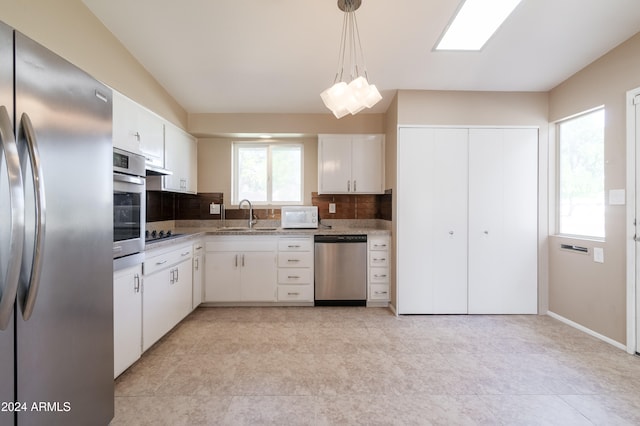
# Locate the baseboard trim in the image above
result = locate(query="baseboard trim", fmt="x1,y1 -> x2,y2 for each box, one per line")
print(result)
547,311 -> 626,351
388,303 -> 398,316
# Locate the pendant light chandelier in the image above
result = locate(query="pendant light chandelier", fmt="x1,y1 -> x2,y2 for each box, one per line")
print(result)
321,0 -> 382,119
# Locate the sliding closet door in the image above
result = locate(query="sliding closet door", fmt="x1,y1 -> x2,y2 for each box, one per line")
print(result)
468,128 -> 538,314
397,127 -> 468,314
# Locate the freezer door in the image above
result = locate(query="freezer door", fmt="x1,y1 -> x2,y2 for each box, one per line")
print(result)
14,32 -> 114,425
0,20 -> 15,426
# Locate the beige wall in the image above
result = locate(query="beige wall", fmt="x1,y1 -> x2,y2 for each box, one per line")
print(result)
188,113 -> 385,137
0,0 -> 187,128
198,137 -> 319,206
548,32 -> 640,345
389,90 -> 550,314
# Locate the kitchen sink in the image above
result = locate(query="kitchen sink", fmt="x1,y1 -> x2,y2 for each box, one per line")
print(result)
216,226 -> 279,232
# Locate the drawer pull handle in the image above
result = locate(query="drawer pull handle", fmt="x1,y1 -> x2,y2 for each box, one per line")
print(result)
374,291 -> 388,295
287,259 -> 300,263
373,258 -> 386,262
374,274 -> 387,278
288,276 -> 300,279
181,251 -> 190,256
156,260 -> 168,265
374,244 -> 387,248
288,245 -> 301,248
287,292 -> 300,296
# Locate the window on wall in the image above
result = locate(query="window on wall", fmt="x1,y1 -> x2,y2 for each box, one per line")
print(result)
557,107 -> 605,238
232,142 -> 303,205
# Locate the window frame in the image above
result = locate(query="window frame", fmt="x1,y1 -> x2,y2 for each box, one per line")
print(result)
231,141 -> 304,206
555,106 -> 605,240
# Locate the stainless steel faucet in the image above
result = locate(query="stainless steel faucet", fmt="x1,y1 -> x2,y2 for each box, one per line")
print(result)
238,199 -> 256,228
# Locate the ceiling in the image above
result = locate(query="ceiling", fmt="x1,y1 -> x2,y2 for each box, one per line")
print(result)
82,0 -> 640,115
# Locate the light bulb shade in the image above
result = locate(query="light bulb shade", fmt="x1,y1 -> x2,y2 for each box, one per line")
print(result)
363,84 -> 382,108
346,76 -> 369,114
321,82 -> 351,118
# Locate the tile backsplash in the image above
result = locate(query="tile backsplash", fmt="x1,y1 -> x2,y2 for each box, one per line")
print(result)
146,190 -> 392,223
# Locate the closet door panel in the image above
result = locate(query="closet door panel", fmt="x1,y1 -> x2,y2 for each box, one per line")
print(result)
468,128 -> 538,314
431,129 -> 468,314
397,128 -> 437,313
397,128 -> 468,314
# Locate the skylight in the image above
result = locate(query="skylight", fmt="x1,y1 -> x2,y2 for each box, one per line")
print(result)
435,0 -> 523,51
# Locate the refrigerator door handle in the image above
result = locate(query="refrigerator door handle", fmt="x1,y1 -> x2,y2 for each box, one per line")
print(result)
0,105 -> 25,330
19,112 -> 46,321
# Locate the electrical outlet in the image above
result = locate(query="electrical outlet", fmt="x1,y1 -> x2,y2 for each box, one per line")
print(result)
329,203 -> 336,214
594,247 -> 604,263
210,203 -> 220,215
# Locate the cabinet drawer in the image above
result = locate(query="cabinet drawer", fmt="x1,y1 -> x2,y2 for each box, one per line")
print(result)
370,284 -> 390,300
144,245 -> 192,275
277,285 -> 313,302
369,251 -> 389,267
278,237 -> 313,252
278,268 -> 312,284
278,252 -> 313,268
370,267 -> 389,283
369,237 -> 390,251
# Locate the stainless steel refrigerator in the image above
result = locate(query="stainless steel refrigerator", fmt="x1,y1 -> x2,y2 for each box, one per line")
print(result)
0,21 -> 114,425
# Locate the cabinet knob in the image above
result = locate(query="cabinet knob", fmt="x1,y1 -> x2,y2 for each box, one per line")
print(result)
449,231 -> 454,235
484,230 -> 489,235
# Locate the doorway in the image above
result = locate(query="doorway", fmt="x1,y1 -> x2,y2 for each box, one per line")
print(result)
626,87 -> 640,354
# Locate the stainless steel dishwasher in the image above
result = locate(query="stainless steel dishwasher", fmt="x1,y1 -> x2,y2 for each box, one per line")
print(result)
314,234 -> 367,306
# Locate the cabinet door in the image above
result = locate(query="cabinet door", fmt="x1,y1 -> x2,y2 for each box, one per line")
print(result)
137,108 -> 164,167
113,264 -> 142,377
172,259 -> 193,324
468,128 -> 538,314
187,135 -> 198,193
318,135 -> 352,193
240,251 -> 277,301
192,251 -> 203,308
204,251 -> 241,301
164,124 -> 187,192
397,128 -> 468,314
112,91 -> 141,154
142,269 -> 171,351
351,135 -> 384,193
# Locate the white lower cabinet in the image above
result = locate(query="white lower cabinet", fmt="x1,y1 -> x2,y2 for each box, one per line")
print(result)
143,244 -> 193,351
367,235 -> 390,305
277,236 -> 314,303
113,262 -> 142,378
192,241 -> 204,308
204,236 -> 277,302
397,127 -> 538,314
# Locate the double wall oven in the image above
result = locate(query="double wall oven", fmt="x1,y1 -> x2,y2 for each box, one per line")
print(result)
113,147 -> 146,269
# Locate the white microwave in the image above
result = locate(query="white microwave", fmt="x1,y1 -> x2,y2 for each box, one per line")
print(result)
281,206 -> 319,229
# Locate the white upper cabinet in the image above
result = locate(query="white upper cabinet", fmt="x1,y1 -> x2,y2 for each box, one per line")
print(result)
160,122 -> 197,194
112,91 -> 164,167
318,134 -> 385,194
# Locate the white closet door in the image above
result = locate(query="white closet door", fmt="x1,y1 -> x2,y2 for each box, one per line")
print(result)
468,128 -> 538,314
397,127 -> 468,314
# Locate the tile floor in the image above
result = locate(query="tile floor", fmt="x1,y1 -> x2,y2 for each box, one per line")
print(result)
111,307 -> 640,425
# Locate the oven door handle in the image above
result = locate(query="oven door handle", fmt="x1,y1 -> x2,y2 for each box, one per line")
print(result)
114,172 -> 145,185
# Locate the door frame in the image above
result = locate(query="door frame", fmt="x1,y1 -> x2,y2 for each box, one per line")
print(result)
625,87 -> 640,354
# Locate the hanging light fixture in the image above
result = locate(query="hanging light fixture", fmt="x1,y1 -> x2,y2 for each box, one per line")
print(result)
321,0 -> 382,119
